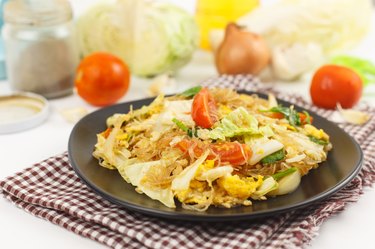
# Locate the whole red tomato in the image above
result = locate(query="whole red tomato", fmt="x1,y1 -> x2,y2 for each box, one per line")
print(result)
310,65 -> 362,109
75,52 -> 130,106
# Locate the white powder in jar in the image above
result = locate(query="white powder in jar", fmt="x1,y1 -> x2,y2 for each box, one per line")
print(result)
7,37 -> 78,98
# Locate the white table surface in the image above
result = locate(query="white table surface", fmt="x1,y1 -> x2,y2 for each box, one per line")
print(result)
1,2 -> 375,249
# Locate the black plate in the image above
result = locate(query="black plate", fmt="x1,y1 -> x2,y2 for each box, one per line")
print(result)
68,92 -> 363,221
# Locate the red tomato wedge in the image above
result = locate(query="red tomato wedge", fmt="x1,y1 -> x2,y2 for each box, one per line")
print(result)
174,139 -> 207,158
211,142 -> 252,166
191,88 -> 218,128
175,140 -> 252,166
266,112 -> 285,119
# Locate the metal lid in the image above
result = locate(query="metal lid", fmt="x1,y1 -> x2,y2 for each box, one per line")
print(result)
4,0 -> 73,27
0,92 -> 49,134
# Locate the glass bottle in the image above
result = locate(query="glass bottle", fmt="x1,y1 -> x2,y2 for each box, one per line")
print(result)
2,0 -> 78,98
195,0 -> 259,50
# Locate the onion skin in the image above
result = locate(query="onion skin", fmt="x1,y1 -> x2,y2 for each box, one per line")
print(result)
215,23 -> 270,75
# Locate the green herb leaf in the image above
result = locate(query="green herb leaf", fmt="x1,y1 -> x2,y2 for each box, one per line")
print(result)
308,135 -> 329,145
260,149 -> 285,164
172,118 -> 195,137
266,105 -> 290,117
288,108 -> 300,127
262,105 -> 301,127
272,167 -> 297,181
172,118 -> 189,132
180,86 -> 202,97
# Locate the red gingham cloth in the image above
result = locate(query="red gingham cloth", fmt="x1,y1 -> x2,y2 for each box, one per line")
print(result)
1,75 -> 375,249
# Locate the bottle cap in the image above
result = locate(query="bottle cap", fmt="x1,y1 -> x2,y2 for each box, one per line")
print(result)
0,91 -> 49,134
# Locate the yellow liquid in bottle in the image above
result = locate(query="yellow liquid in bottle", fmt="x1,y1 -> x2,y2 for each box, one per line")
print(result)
195,0 -> 259,50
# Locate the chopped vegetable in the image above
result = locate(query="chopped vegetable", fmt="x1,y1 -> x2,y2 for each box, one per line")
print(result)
272,167 -> 297,181
172,118 -> 194,137
180,86 -> 202,98
118,160 -> 176,208
269,169 -> 301,196
196,166 -> 233,183
301,111 -> 312,125
252,177 -> 278,199
175,140 -> 252,166
210,142 -> 252,166
260,149 -> 285,165
248,139 -> 284,165
209,107 -> 260,140
262,105 -> 302,127
171,151 -> 209,191
308,136 -> 329,146
192,88 -> 218,128
268,93 -> 278,108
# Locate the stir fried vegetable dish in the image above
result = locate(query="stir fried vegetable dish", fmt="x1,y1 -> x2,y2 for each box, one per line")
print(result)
93,87 -> 332,211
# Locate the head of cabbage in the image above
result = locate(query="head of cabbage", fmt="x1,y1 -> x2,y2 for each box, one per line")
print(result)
76,0 -> 198,77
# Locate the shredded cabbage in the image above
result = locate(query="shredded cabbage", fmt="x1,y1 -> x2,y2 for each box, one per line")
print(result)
118,160 -> 176,208
209,107 -> 273,140
76,0 -> 198,76
171,151 -> 209,191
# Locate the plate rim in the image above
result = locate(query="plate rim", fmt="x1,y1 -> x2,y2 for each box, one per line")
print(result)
68,91 -> 363,221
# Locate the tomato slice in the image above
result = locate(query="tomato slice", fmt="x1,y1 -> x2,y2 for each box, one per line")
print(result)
174,139 -> 206,157
266,112 -> 285,119
191,88 -> 218,128
175,140 -> 251,166
211,142 -> 252,166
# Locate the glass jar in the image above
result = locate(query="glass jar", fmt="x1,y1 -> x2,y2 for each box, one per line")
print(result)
2,0 -> 78,98
0,0 -> 7,80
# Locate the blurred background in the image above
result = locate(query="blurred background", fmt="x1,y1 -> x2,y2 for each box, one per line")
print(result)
0,0 -> 374,110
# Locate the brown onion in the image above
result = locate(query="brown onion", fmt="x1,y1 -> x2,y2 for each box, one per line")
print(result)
215,23 -> 270,75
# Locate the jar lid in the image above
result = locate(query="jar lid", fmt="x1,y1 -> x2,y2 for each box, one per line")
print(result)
0,92 -> 49,134
4,0 -> 72,26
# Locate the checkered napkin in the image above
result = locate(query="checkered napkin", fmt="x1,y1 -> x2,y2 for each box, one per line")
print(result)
1,75 -> 375,249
